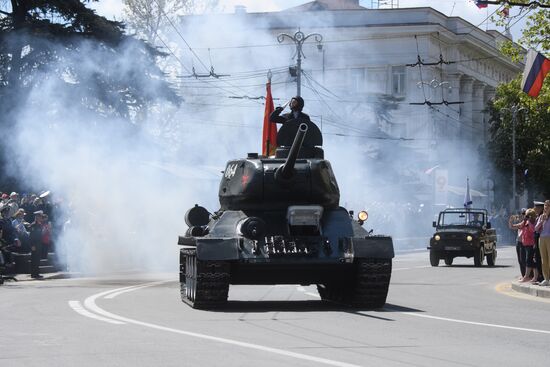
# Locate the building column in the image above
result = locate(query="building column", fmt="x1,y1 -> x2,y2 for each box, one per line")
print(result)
459,76 -> 474,144
472,81 -> 486,143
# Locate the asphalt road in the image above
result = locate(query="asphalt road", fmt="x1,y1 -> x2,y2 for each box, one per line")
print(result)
1,246 -> 549,367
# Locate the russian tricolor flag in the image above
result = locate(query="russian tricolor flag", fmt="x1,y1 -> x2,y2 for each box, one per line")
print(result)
475,1 -> 488,9
521,49 -> 550,98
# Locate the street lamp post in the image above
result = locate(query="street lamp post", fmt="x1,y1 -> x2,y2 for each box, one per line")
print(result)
277,29 -> 323,97
501,105 -> 526,212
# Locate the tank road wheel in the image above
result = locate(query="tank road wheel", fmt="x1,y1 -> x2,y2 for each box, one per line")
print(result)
317,258 -> 392,309
444,256 -> 453,266
473,246 -> 485,267
430,251 -> 440,267
181,251 -> 230,309
486,246 -> 497,267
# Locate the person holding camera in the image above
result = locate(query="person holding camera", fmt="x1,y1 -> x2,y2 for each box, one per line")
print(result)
510,208 -> 539,283
535,200 -> 550,286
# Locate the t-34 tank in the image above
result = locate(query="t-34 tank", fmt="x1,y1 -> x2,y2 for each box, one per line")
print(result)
178,121 -> 394,309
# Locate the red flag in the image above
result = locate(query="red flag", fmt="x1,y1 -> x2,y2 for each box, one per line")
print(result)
262,80 -> 277,156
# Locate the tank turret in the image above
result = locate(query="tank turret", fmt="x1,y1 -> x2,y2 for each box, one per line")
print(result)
218,122 -> 339,211
178,116 -> 394,310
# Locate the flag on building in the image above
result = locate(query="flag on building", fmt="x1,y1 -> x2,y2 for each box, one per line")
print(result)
464,178 -> 473,209
474,0 -> 488,9
498,7 -> 509,17
521,49 -> 550,98
262,76 -> 277,156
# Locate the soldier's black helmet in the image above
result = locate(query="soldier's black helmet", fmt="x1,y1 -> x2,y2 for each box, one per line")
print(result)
292,96 -> 304,111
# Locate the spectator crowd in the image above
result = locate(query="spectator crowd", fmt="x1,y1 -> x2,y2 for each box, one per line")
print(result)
0,191 -> 58,280
509,200 -> 550,286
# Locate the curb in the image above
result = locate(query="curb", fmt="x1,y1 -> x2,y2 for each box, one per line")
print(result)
511,281 -> 550,298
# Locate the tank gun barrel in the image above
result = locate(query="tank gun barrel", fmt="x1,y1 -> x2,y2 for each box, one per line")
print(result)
277,123 -> 308,180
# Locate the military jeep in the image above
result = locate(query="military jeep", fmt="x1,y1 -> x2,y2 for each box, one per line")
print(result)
428,208 -> 497,267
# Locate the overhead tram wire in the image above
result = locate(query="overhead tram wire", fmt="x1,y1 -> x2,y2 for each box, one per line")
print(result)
301,70 -> 342,100
179,68 -> 288,83
407,34 -> 483,132
459,4 -> 505,37
414,35 -> 428,103
506,6 -> 535,30
301,74 -> 405,137
300,74 -> 362,134
152,0 -> 264,104
154,34 -> 249,97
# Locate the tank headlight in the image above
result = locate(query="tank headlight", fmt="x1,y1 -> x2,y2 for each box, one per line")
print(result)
434,235 -> 441,241
237,217 -> 266,240
466,235 -> 473,242
358,211 -> 368,222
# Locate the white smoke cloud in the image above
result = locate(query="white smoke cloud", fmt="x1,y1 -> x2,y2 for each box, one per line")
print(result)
6,3 -> 497,276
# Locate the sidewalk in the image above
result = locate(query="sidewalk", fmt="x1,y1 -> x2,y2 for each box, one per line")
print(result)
3,272 -> 73,282
511,281 -> 550,298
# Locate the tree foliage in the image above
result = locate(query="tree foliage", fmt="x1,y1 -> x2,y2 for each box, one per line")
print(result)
0,0 -> 179,123
494,1 -> 550,61
488,1 -> 550,199
488,78 -> 550,198
123,0 -> 218,45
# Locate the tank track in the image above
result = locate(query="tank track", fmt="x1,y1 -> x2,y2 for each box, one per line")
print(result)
317,258 -> 392,309
180,250 -> 230,309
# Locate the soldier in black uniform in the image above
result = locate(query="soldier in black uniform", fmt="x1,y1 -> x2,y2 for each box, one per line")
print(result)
269,96 -> 323,151
270,96 -> 310,125
29,211 -> 45,279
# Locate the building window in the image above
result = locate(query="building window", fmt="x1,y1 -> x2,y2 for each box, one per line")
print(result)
391,66 -> 406,96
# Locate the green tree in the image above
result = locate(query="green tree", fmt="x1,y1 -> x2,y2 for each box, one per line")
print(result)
0,0 -> 180,188
488,79 -> 550,199
488,1 -> 550,199
123,0 -> 218,45
495,1 -> 550,61
0,0 -> 179,124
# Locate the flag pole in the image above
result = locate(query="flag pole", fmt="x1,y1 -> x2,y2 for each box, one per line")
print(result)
266,70 -> 272,155
262,70 -> 277,157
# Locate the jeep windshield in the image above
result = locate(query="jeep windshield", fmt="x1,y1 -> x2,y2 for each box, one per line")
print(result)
438,212 -> 485,227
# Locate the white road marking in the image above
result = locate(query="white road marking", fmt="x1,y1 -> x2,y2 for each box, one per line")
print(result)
78,282 -> 362,367
401,312 -> 550,335
68,300 -> 125,325
295,286 -> 550,335
104,281 -> 167,299
392,266 -> 430,271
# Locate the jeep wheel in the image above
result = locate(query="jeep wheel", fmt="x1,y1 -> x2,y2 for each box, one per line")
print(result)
487,246 -> 497,266
430,251 -> 439,267
444,256 -> 453,266
473,246 -> 485,267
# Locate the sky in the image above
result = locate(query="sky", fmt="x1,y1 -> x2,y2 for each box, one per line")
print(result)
93,0 -> 528,41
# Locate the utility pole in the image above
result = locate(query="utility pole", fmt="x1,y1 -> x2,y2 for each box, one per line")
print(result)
501,105 -> 526,212
277,29 -> 323,97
